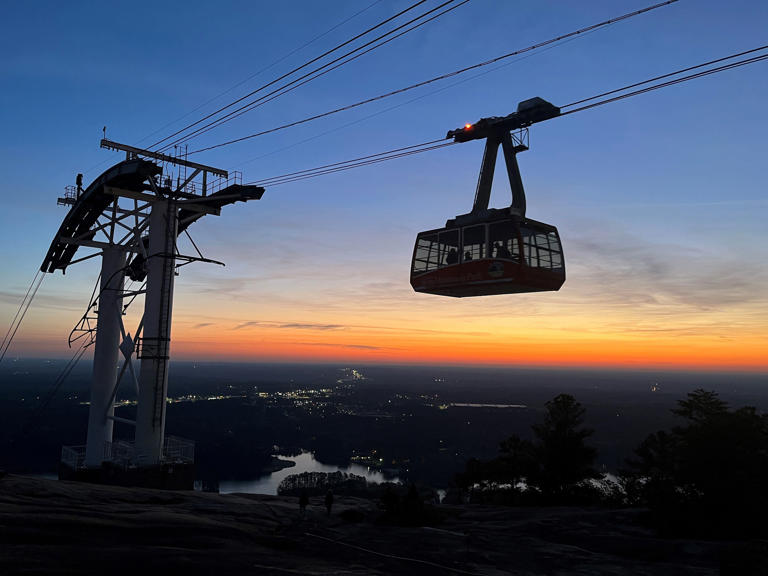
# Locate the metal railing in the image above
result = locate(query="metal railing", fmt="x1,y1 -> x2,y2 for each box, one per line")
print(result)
156,168 -> 242,197
61,445 -> 87,470
57,185 -> 79,207
61,435 -> 194,470
163,435 -> 195,463
207,171 -> 242,195
104,439 -> 135,466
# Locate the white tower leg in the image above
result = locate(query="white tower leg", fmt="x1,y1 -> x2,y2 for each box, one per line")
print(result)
84,246 -> 126,467
134,199 -> 177,466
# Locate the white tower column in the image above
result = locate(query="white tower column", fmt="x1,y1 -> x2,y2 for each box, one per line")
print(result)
84,246 -> 126,467
134,199 -> 177,466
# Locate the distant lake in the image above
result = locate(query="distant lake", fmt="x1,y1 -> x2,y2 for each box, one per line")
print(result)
218,452 -> 398,495
451,403 -> 527,409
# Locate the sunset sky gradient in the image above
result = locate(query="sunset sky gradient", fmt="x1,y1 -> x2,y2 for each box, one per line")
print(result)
1,0 -> 766,371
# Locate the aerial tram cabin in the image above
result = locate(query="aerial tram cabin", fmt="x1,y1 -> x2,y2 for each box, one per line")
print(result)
410,98 -> 565,297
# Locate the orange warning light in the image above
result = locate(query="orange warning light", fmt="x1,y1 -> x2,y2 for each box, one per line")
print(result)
464,123 -> 472,130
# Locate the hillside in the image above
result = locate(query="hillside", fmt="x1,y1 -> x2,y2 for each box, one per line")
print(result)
0,474 -> 753,575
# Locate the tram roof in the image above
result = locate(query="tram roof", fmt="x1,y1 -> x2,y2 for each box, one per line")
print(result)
416,212 -> 559,238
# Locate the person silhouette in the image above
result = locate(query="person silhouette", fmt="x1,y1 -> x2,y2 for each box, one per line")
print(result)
299,488 -> 309,517
494,242 -> 511,259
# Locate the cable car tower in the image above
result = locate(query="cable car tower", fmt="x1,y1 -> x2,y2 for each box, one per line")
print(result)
44,140 -> 263,488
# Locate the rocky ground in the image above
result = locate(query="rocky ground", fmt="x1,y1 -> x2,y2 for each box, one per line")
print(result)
0,474 -> 760,575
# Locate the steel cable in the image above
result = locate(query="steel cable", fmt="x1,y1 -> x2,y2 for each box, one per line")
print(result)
190,0 -> 679,155
0,271 -> 45,366
244,46 -> 768,188
253,141 -> 457,187
149,0 -> 434,150
160,0 -> 468,151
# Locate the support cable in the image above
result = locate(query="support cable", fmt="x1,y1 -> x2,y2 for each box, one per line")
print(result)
0,271 -> 45,366
36,338 -> 94,418
0,270 -> 40,355
245,46 -> 768,188
149,0 -> 433,150
260,142 -> 456,186
250,139 -> 455,187
170,0 -> 471,151
562,44 -> 768,109
158,0 -> 464,151
560,48 -> 768,114
229,22 -> 595,174
81,1 -> 387,179
136,1 -> 385,149
18,337 -> 95,442
190,0 -> 679,155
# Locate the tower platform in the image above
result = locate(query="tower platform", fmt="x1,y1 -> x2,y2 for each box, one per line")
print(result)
59,436 -> 195,490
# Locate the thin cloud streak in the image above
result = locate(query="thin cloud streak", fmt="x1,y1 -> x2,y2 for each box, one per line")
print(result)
233,321 -> 345,331
296,342 -> 389,351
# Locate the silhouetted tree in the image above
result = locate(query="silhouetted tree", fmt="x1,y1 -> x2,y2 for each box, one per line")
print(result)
457,436 -> 533,493
458,394 -> 597,504
497,434 -> 533,486
625,389 -> 768,538
672,388 -> 728,422
526,394 -> 598,501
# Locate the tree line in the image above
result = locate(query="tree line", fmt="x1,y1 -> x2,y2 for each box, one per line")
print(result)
454,390 -> 768,538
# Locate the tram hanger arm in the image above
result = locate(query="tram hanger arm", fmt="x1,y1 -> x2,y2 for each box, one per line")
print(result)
447,97 -> 560,143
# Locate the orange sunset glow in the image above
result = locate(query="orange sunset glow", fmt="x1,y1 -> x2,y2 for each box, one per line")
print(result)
167,324 -> 766,371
